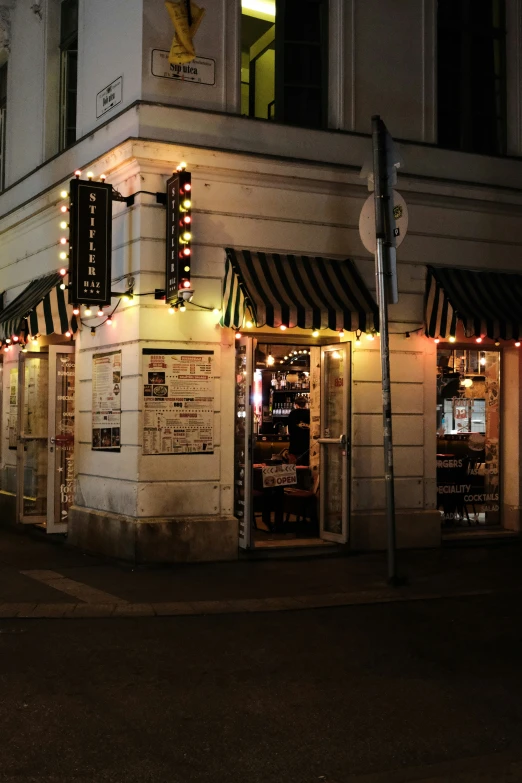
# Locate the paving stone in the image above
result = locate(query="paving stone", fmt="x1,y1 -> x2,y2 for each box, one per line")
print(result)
71,603 -> 116,617
112,603 -> 155,617
152,602 -> 197,616
188,600 -> 236,614
0,603 -> 36,617
27,603 -> 77,618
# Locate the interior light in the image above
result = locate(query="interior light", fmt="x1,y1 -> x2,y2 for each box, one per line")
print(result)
284,355 -> 288,360
355,338 -> 361,347
60,190 -> 68,199
279,360 -> 283,364
462,378 -> 473,388
332,350 -> 341,359
267,352 -> 275,366
366,332 -> 375,341
480,356 -> 486,366
241,0 -> 275,21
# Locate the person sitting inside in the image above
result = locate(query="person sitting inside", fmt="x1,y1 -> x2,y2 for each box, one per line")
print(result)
288,396 -> 310,466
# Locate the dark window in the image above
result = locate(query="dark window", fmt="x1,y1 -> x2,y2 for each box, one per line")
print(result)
240,0 -> 328,130
0,63 -> 7,190
437,0 -> 506,155
59,0 -> 78,151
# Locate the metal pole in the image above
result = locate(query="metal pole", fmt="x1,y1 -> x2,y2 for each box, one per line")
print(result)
371,115 -> 397,584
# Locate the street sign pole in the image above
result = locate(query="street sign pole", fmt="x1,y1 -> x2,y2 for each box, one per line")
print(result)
371,115 -> 398,584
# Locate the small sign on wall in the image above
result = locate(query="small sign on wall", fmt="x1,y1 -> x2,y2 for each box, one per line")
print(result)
92,351 -> 122,452
96,76 -> 123,118
151,49 -> 215,85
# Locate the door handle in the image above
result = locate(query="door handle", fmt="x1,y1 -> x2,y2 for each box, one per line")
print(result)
317,434 -> 347,446
50,437 -> 56,444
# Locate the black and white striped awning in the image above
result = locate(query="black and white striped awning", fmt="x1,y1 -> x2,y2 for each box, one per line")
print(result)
0,272 -> 79,341
222,248 -> 378,332
425,265 -> 522,340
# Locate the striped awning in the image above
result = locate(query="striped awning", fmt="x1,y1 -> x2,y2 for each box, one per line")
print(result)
222,248 -> 378,332
0,272 -> 79,341
425,265 -> 522,340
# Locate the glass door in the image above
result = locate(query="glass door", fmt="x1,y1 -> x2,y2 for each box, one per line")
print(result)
16,347 -> 75,532
318,343 -> 351,543
47,346 -> 75,533
235,336 -> 255,549
17,352 -> 50,524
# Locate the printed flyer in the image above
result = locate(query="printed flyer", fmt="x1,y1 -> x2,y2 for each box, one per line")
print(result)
142,349 -> 214,455
92,350 -> 122,451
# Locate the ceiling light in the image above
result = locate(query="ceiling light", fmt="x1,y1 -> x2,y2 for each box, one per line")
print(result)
241,0 -> 275,21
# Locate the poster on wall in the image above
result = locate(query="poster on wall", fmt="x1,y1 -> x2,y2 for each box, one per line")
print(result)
8,368 -> 17,450
142,349 -> 214,455
92,351 -> 121,452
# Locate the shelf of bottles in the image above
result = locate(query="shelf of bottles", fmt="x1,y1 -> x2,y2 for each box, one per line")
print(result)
268,372 -> 310,419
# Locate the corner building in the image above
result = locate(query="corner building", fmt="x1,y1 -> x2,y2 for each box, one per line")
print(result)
0,0 -> 521,562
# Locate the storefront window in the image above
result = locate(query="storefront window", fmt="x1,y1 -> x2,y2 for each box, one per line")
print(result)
436,347 -> 500,527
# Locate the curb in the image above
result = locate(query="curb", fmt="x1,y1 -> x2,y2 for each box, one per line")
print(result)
0,587 -> 499,620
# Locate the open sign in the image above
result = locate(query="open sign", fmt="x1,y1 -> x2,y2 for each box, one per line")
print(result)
262,464 -> 297,488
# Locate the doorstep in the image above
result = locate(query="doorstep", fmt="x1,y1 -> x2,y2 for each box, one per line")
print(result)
442,527 -> 520,545
241,539 -> 343,558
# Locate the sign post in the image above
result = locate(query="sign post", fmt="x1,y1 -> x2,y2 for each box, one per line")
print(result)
370,115 -> 404,585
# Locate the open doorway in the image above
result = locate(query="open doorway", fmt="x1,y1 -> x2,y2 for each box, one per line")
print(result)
235,336 -> 351,551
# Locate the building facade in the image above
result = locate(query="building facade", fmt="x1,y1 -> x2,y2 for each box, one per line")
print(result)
0,0 -> 521,562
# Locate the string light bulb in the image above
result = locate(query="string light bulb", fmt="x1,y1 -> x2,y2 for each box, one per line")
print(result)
87,171 -> 94,180
476,337 -> 483,343
59,268 -> 67,276
59,252 -> 67,261
212,308 -> 220,316
97,309 -> 104,317
60,205 -> 68,213
516,341 -> 521,348
72,307 -> 80,316
280,324 -> 287,331
179,304 -> 186,312
312,330 -> 319,337
168,306 -> 175,314
74,170 -> 81,179
449,335 -> 456,343
366,332 -> 375,341
65,330 -> 72,338
60,190 -> 68,199
90,327 -> 96,336
106,317 -> 112,326
84,307 -> 92,317
60,221 -> 68,230
434,338 -> 440,344
246,321 -> 253,329
339,330 -> 345,338
100,174 -> 106,182
32,335 -> 38,343
495,340 -> 500,347
235,331 -> 241,340
182,199 -> 191,209
60,283 -> 66,290
12,335 -> 18,342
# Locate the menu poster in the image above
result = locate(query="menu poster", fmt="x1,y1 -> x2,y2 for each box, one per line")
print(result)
92,351 -> 122,452
142,349 -> 214,455
8,368 -> 18,450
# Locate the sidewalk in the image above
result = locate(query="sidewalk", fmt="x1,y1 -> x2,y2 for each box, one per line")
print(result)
0,525 -> 521,619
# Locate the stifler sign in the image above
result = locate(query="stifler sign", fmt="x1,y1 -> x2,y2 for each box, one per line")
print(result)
69,178 -> 113,306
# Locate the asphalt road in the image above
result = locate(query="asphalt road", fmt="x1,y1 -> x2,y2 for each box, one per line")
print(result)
1,593 -> 522,783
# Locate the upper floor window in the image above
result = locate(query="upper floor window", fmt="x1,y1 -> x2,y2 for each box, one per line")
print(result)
241,0 -> 328,129
0,63 -> 7,190
59,0 -> 78,151
437,0 -> 506,156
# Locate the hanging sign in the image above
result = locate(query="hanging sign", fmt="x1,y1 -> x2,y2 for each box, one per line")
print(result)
69,178 -> 113,306
165,168 -> 192,304
262,464 -> 297,488
142,348 -> 213,455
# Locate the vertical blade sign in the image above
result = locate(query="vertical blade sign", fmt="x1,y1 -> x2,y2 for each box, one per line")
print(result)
166,169 -> 192,305
69,178 -> 113,306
